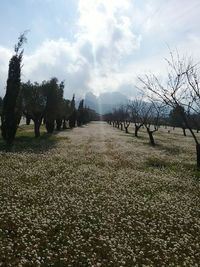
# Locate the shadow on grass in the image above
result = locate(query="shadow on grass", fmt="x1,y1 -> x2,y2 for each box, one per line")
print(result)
146,157 -> 169,170
145,156 -> 200,181
157,143 -> 183,155
0,132 -> 58,153
119,131 -> 146,140
182,162 -> 200,180
142,141 -> 161,147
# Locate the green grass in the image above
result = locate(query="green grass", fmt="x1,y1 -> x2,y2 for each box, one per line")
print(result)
0,125 -> 60,153
146,157 -> 169,169
0,122 -> 200,267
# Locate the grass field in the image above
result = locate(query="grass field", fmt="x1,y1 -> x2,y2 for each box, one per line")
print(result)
0,122 -> 200,267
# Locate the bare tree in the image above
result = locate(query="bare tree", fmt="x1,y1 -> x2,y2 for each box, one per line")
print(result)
118,105 -> 130,133
104,105 -> 130,133
138,51 -> 200,168
128,97 -> 165,144
143,102 -> 166,146
128,99 -> 145,137
112,108 -> 120,128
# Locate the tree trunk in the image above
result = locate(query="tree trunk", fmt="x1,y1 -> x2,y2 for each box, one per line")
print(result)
34,120 -> 41,138
182,128 -> 186,136
62,119 -> 67,129
196,144 -> 200,170
147,128 -> 155,146
135,125 -> 139,137
125,127 -> 128,133
56,119 -> 62,131
120,123 -> 123,131
26,116 -> 31,125
46,120 -> 55,133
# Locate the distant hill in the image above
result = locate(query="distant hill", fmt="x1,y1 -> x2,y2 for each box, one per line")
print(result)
85,92 -> 128,114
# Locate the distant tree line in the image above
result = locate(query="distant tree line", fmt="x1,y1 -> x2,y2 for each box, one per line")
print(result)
104,98 -> 200,145
104,99 -> 167,146
0,33 -> 98,145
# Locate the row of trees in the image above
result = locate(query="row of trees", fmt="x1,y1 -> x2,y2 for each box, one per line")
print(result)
104,100 -> 167,146
105,99 -> 200,145
20,79 -> 97,137
0,33 -> 98,145
105,52 -> 200,168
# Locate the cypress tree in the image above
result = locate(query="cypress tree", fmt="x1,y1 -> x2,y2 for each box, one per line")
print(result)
0,97 -> 3,123
1,33 -> 27,145
69,94 -> 76,128
62,99 -> 71,129
55,81 -> 65,131
77,99 -> 84,126
44,78 -> 58,134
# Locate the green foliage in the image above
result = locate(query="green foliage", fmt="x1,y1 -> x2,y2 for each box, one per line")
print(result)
43,78 -> 60,133
69,94 -> 76,128
1,33 -> 27,145
0,32 -> 95,141
55,81 -> 65,131
0,97 -> 3,119
62,99 -> 71,129
77,99 -> 84,126
77,99 -> 99,126
21,81 -> 47,137
22,81 -> 46,117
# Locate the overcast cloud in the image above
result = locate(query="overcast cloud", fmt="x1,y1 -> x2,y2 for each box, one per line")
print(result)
0,0 -> 200,98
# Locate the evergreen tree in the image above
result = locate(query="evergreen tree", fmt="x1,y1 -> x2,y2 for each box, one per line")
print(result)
69,94 -> 76,128
55,81 -> 65,131
0,97 -> 3,123
62,99 -> 71,129
1,33 -> 27,145
44,78 -> 58,134
77,99 -> 84,126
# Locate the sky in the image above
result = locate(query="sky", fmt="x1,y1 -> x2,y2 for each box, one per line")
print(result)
0,0 -> 200,99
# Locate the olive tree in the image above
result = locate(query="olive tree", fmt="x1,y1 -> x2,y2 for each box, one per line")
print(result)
21,81 -> 47,137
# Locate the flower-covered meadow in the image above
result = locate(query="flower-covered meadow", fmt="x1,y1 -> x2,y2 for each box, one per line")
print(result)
0,122 -> 200,266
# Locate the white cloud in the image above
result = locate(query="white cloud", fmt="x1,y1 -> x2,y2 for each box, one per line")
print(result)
23,39 -> 91,98
0,0 -> 200,98
74,0 -> 142,94
0,47 -> 12,93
